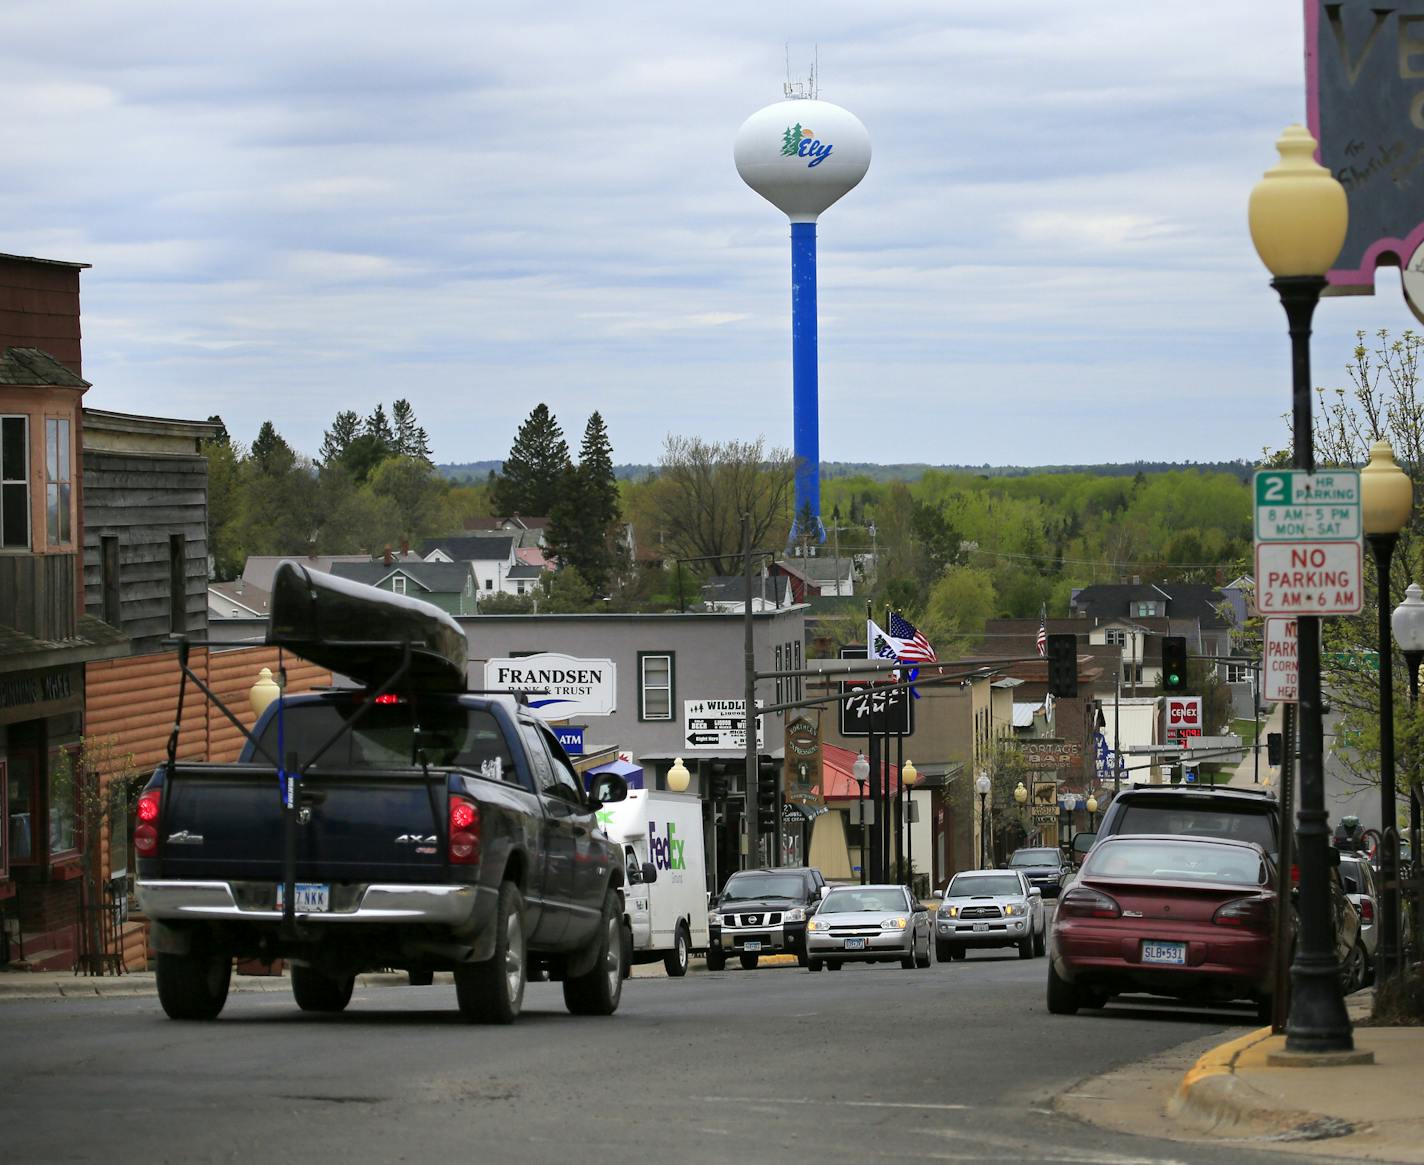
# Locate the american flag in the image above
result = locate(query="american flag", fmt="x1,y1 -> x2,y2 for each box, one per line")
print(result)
1036,604 -> 1047,657
888,612 -> 937,664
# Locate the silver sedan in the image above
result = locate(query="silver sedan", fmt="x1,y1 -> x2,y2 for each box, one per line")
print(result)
804,884 -> 933,971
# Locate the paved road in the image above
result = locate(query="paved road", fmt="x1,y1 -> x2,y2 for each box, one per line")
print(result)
2,950 -> 1367,1165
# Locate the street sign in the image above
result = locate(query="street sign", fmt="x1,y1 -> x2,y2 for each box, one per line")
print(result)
1253,468 -> 1363,616
682,699 -> 765,751
1253,469 -> 1360,541
1263,616 -> 1298,702
1255,542 -> 1364,615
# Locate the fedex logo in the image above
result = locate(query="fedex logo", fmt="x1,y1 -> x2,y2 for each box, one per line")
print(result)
648,820 -> 686,871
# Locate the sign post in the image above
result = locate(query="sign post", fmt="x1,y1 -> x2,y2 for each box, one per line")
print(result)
1253,469 -> 1364,616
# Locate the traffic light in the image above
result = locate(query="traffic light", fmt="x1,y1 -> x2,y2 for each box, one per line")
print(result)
1266,732 -> 1283,766
709,769 -> 730,801
756,767 -> 778,834
1162,636 -> 1188,692
1045,634 -> 1078,698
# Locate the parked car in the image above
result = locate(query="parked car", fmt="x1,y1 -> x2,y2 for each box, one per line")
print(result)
706,867 -> 828,970
1047,834 -> 1279,1022
1082,783 -> 1280,862
933,869 -> 1045,961
1008,846 -> 1072,898
804,884 -> 932,971
1337,852 -> 1378,984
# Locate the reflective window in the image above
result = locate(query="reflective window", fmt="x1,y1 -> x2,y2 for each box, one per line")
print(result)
1,415 -> 28,549
45,417 -> 72,545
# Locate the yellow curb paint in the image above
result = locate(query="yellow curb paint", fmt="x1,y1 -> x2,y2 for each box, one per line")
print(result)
1176,1027 -> 1274,1098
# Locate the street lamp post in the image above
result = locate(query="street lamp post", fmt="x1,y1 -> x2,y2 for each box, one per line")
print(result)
903,759 -> 919,892
250,666 -> 281,719
1363,439 -> 1413,987
1249,123 -> 1356,1056
852,751 -> 870,886
667,756 -> 691,793
1394,582 -> 1424,963
975,772 -> 991,869
1087,794 -> 1099,831
1014,781 -> 1029,843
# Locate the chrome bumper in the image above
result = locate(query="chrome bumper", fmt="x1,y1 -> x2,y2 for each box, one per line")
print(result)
137,879 -> 484,925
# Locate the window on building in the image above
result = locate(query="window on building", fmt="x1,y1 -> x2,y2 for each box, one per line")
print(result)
793,640 -> 803,702
484,578 -> 493,591
775,645 -> 784,704
169,534 -> 186,634
1134,601 -> 1160,618
0,760 -> 7,879
1,415 -> 28,549
45,417 -> 72,545
101,535 -> 121,625
639,652 -> 674,720
516,581 -> 525,594
6,751 -> 36,866
1124,663 -> 1143,684
1227,662 -> 1253,685
391,575 -> 407,595
47,746 -> 78,859
1105,629 -> 1127,647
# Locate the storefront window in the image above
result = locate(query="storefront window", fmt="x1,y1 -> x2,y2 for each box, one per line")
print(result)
48,750 -> 78,857
0,760 -> 7,877
7,756 -> 34,864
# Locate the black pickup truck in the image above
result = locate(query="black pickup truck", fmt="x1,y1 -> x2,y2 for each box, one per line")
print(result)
136,563 -> 629,1024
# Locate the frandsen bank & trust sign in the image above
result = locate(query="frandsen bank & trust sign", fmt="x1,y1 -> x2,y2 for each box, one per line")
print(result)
483,653 -> 617,720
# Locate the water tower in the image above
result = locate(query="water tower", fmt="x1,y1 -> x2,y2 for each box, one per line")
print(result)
735,79 -> 870,543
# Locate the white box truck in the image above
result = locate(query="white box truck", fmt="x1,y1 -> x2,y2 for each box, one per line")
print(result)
600,789 -> 709,976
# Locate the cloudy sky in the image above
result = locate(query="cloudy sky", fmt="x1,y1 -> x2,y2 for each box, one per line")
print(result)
3,1 -> 1417,469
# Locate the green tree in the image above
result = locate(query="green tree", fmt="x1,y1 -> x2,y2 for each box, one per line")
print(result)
368,455 -> 447,543
392,399 -> 433,463
492,403 -> 571,517
542,564 -> 595,612
365,404 -> 395,451
250,420 -> 295,475
922,565 -> 998,655
547,412 -> 622,594
318,410 -> 361,467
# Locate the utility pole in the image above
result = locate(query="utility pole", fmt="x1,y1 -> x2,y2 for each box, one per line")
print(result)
743,514 -> 759,869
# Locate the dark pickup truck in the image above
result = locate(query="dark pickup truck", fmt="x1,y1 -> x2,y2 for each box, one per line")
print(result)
136,563 -> 630,1024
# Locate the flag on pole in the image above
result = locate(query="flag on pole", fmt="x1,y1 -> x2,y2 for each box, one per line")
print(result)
1036,603 -> 1048,657
887,612 -> 938,664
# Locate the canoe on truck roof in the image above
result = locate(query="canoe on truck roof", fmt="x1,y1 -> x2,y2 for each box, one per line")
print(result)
266,560 -> 468,691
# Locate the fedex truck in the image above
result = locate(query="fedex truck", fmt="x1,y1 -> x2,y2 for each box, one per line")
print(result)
600,789 -> 708,976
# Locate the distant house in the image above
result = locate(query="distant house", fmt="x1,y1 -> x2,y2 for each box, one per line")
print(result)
418,535 -> 526,597
462,515 -> 549,546
330,559 -> 477,615
699,573 -> 792,613
772,556 -> 855,602
207,579 -> 270,622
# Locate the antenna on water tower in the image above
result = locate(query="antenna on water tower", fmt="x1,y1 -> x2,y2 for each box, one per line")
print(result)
736,54 -> 869,544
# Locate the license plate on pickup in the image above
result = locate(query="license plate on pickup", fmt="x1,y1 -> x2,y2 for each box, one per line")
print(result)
743,940 -> 763,952
972,922 -> 990,932
844,937 -> 867,950
1142,940 -> 1186,965
276,883 -> 330,912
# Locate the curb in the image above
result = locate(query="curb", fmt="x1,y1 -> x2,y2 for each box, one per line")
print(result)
1168,1026 -> 1356,1142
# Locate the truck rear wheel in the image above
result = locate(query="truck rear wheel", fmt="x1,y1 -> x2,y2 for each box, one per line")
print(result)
291,964 -> 354,1013
455,881 -> 526,1024
564,890 -> 623,1016
663,922 -> 690,977
156,951 -> 231,1021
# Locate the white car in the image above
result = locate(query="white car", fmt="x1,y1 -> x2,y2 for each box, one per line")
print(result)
934,869 -> 1045,961
804,883 -> 933,972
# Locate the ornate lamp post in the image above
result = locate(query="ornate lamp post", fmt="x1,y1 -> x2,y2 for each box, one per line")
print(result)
902,759 -> 919,892
1394,582 -> 1424,960
1249,123 -> 1357,1057
975,772 -> 991,869
1087,794 -> 1099,830
250,666 -> 281,718
667,756 -> 691,793
1363,439 -> 1413,986
1014,781 -> 1029,843
852,751 -> 870,886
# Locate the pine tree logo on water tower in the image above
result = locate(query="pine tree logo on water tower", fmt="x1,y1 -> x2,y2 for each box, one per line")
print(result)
780,123 -> 834,167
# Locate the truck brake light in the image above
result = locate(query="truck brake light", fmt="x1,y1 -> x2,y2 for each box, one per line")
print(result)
135,789 -> 161,856
448,796 -> 480,865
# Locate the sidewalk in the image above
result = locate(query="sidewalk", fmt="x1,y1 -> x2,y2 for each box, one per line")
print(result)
1061,989 -> 1424,1163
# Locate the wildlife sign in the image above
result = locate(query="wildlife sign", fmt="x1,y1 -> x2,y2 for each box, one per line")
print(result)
1254,469 -> 1363,615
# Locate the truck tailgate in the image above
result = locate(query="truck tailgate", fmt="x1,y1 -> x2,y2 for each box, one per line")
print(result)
157,764 -> 448,883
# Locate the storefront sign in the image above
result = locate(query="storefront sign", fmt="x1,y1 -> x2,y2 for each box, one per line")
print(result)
783,715 -> 823,807
0,666 -> 82,725
1019,739 -> 1081,770
484,653 -> 616,721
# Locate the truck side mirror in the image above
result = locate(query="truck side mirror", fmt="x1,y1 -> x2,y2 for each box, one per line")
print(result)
641,861 -> 659,885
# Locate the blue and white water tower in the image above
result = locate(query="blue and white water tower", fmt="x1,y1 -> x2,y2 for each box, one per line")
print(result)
735,97 -> 870,542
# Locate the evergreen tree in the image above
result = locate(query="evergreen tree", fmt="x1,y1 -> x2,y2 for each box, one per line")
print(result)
250,420 -> 295,475
547,412 -> 622,594
319,410 -> 361,467
365,404 -> 395,452
391,399 -> 432,463
205,414 -> 231,447
491,403 -> 570,516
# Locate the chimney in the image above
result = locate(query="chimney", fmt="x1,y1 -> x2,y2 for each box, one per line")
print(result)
383,544 -> 393,566
307,539 -> 318,559
401,538 -> 410,558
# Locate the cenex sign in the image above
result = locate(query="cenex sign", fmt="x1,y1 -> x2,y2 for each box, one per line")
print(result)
483,653 -> 616,721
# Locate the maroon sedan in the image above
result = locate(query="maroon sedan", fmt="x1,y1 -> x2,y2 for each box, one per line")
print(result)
1047,834 -> 1278,1021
